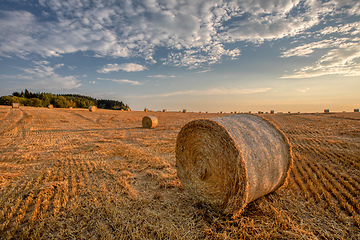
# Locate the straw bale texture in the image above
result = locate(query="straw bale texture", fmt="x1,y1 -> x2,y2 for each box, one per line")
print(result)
163,109 -> 167,112
142,115 -> 158,129
183,109 -> 187,113
89,106 -> 97,112
12,103 -> 20,108
176,114 -> 292,217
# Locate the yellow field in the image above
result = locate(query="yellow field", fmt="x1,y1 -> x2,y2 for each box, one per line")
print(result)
0,106 -> 359,239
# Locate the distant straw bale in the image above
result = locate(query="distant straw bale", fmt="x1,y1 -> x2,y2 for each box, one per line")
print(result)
142,115 -> 158,129
12,103 -> 20,108
183,109 -> 187,113
176,114 -> 292,217
354,109 -> 359,112
127,108 -> 131,111
324,109 -> 330,113
163,109 -> 167,112
48,104 -> 53,109
144,108 -> 148,112
89,106 -> 97,112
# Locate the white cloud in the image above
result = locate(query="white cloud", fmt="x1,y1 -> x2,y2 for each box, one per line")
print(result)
97,78 -> 142,85
196,69 -> 213,73
147,75 -> 176,78
0,61 -> 81,89
97,63 -> 147,73
298,88 -> 310,93
134,87 -> 271,98
0,0 -> 358,69
281,22 -> 360,78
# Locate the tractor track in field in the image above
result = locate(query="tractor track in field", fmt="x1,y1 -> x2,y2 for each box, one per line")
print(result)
0,106 -> 359,239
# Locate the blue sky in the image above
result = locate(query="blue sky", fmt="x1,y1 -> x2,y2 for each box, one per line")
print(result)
0,0 -> 359,112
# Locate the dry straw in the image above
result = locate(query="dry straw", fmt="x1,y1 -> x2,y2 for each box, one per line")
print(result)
48,104 -> 53,109
12,103 -> 20,108
176,114 -> 292,217
89,106 -> 97,112
142,115 -> 158,129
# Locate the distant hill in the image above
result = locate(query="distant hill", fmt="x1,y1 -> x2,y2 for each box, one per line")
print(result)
0,89 -> 129,110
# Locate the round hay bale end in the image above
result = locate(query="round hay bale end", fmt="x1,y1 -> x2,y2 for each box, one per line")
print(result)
176,114 -> 292,217
89,106 -> 97,112
142,115 -> 158,129
48,104 -> 53,109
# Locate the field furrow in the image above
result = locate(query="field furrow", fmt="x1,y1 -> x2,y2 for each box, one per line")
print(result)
0,106 -> 359,239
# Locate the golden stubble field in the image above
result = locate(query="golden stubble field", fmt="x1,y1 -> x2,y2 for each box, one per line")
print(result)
0,106 -> 359,239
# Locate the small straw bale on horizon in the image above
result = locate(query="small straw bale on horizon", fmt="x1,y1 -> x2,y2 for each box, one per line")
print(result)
89,106 -> 97,112
12,103 -> 20,108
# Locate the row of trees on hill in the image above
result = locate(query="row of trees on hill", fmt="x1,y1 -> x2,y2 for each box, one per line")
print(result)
0,89 -> 129,110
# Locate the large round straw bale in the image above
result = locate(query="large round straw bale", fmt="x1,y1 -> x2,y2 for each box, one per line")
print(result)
48,104 -> 53,109
142,115 -> 158,129
176,114 -> 292,217
89,106 -> 97,112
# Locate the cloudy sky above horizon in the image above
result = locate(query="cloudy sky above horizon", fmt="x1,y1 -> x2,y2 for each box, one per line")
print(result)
0,0 -> 359,112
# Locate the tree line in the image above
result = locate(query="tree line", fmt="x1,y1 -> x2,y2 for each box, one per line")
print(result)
0,89 -> 129,110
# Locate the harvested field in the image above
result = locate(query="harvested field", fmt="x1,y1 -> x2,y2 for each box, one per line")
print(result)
0,106 -> 359,239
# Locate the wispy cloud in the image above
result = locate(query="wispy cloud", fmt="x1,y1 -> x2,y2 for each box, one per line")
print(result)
281,40 -> 360,78
97,63 -> 147,73
281,21 -> 360,79
0,61 -> 81,89
196,69 -> 213,73
133,87 -> 271,98
97,78 -> 142,85
147,75 -> 176,78
298,88 -> 310,93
